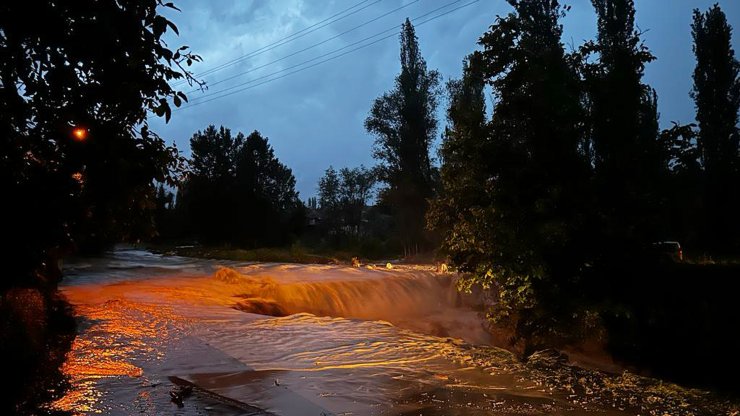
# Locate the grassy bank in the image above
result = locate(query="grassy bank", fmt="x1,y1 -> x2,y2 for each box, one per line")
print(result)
147,243 -> 398,265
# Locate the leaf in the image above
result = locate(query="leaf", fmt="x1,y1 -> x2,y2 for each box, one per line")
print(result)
166,20 -> 179,36
152,16 -> 167,37
163,2 -> 181,11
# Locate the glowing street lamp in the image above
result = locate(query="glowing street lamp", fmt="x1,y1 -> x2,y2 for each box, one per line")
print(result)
72,127 -> 88,141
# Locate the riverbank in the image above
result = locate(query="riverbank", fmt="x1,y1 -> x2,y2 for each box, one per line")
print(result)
147,243 -> 373,265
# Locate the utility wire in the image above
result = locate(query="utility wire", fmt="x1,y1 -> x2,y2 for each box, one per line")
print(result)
185,0 -> 465,101
174,0 -> 381,86
175,0 -> 480,111
189,0 -> 423,94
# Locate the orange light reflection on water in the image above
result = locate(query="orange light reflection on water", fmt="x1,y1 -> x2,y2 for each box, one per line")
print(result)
51,299 -> 180,414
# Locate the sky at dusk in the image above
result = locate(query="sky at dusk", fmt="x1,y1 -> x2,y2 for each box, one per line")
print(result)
149,0 -> 740,198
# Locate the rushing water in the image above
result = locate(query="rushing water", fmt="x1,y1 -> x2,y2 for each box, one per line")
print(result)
54,248 -> 737,415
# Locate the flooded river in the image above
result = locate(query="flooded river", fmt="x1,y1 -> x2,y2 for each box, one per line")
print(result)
54,249 -> 737,415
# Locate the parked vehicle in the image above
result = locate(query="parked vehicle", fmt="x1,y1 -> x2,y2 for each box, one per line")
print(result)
652,241 -> 683,262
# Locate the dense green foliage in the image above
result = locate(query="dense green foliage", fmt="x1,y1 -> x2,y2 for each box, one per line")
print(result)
431,0 -> 592,344
431,0 -> 740,348
365,19 -> 440,255
176,126 -> 303,246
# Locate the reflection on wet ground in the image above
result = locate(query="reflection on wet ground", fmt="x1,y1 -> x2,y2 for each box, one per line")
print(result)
54,249 -> 739,415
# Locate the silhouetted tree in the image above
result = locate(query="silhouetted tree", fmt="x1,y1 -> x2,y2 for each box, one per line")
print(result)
179,126 -> 301,246
658,122 -> 703,244
691,4 -> 740,253
428,53 -> 489,267
180,126 -> 242,242
365,19 -> 440,255
338,166 -> 375,236
432,0 -> 591,345
0,0 -> 199,412
582,0 -> 663,246
234,131 -> 302,246
1,1 -> 198,285
154,183 -> 176,239
318,166 -> 342,237
306,197 -> 318,210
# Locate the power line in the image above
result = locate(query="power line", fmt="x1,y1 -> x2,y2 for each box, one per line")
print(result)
185,0 -> 466,102
189,0 -> 424,94
180,0 -> 477,109
175,0 -> 480,112
174,0 -> 381,86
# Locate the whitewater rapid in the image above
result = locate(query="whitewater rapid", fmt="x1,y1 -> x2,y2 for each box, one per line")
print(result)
54,249 -> 737,415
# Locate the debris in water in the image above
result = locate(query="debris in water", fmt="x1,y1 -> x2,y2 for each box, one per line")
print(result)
169,384 -> 192,408
169,390 -> 184,408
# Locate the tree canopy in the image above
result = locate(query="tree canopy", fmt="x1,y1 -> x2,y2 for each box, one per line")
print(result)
0,0 -> 200,289
178,126 -> 302,247
365,19 -> 440,255
1,0 -> 199,412
691,4 -> 740,253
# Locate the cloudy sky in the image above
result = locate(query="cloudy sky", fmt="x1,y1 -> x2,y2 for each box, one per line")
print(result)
150,0 -> 740,198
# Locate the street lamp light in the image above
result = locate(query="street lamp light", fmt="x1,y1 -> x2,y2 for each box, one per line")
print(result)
72,127 -> 88,141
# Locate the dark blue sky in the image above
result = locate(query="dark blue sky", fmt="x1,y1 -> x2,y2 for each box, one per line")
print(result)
150,0 -> 740,198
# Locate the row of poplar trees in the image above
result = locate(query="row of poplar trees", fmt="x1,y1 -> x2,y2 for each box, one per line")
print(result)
367,2 -> 740,342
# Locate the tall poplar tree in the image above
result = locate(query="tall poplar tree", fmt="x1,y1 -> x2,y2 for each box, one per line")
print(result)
365,19 -> 440,255
692,4 -> 740,253
585,0 -> 662,245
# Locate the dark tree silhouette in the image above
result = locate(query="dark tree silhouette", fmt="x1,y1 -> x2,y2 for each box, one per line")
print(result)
154,183 -> 176,239
179,125 -> 243,242
583,0 -> 663,246
432,0 -> 591,345
179,126 -> 302,247
692,4 -> 740,253
365,19 -> 440,256
1,0 -> 199,288
316,165 -> 375,240
306,197 -> 319,211
318,166 -> 342,238
0,0 -> 199,413
429,0 -> 740,388
235,131 -> 302,246
338,166 -> 375,236
427,53 -> 489,274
